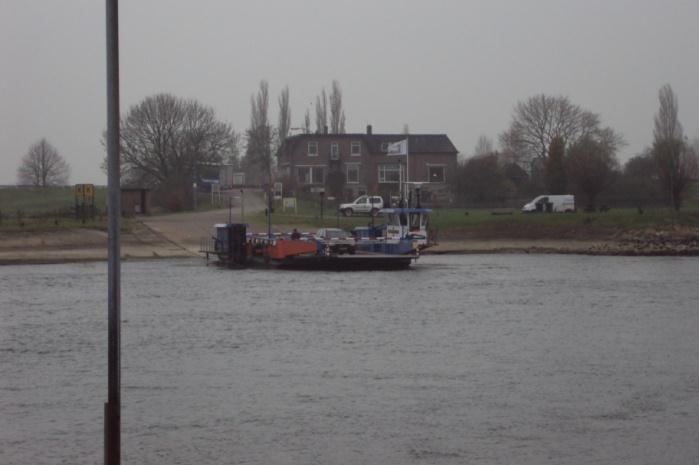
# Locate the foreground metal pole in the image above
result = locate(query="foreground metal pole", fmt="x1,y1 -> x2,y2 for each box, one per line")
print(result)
105,0 -> 121,464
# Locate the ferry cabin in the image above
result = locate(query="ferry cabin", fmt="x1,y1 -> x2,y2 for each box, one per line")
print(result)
381,208 -> 431,247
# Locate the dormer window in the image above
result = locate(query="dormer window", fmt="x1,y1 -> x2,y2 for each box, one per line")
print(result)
380,142 -> 389,152
330,142 -> 339,160
307,141 -> 318,156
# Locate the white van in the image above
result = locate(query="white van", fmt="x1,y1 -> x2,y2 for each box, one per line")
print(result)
522,195 -> 575,213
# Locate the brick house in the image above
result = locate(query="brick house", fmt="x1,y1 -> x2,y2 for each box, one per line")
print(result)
276,126 -> 458,203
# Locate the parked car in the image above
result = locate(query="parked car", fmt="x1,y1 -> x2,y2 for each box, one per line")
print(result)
315,228 -> 356,254
522,194 -> 575,213
338,195 -> 384,217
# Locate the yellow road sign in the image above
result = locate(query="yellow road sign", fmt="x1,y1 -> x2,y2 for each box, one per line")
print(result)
74,184 -> 95,199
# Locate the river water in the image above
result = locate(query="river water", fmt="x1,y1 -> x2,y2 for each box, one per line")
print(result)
1,255 -> 698,465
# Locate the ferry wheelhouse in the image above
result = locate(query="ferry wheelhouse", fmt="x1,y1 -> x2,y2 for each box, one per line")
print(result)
352,207 -> 433,255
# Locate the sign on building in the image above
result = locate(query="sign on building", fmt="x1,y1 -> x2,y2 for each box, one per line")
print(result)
232,173 -> 245,186
282,197 -> 297,213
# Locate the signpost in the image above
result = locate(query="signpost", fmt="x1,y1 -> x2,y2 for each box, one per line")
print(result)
74,183 -> 95,223
311,187 -> 326,221
240,189 -> 244,222
210,183 -> 221,207
192,182 -> 198,210
320,191 -> 325,220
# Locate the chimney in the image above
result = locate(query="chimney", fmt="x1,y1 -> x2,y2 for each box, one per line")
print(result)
366,124 -> 372,135
324,125 -> 328,135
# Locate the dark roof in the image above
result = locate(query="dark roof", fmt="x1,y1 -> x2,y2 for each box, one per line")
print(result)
363,134 -> 457,154
279,133 -> 458,156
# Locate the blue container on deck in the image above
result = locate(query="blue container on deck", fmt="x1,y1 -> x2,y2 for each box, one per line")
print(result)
352,225 -> 386,239
216,225 -> 231,253
215,223 -> 247,256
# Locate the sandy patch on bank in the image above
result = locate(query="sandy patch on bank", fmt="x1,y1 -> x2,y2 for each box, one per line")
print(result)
0,190 -> 269,264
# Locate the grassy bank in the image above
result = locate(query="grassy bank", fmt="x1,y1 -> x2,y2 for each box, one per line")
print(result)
0,186 -> 106,213
255,197 -> 699,240
430,207 -> 699,239
1,186 -> 117,233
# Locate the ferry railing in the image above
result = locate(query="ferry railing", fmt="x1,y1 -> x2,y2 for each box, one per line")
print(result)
199,237 -> 221,263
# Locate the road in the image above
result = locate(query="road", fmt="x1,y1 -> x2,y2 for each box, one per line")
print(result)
141,188 -> 269,252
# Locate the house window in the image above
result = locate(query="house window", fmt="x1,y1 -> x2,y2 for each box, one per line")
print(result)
351,141 -> 361,156
428,165 -> 446,183
297,166 -> 311,184
307,141 -> 318,156
330,142 -> 339,160
346,164 -> 360,184
378,164 -> 402,183
312,166 -> 326,184
297,166 -> 326,184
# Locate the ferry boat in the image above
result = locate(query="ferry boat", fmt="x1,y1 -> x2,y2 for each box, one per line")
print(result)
200,224 -> 417,271
199,188 -> 434,271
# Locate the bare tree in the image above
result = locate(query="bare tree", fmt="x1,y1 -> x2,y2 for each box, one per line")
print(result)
452,154 -> 513,205
545,136 -> 567,194
329,80 -> 346,134
654,84 -> 682,142
225,132 -> 243,169
276,85 -> 291,149
315,88 -> 327,133
473,134 -> 494,157
497,127 -> 525,165
118,93 -> 235,210
566,133 -> 622,208
304,109 -> 311,134
652,84 -> 699,210
498,94 -> 600,167
17,138 -> 70,186
245,80 -> 274,184
620,149 -> 663,207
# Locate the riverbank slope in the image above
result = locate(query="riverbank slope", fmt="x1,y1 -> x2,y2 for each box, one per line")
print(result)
2,214 -> 698,264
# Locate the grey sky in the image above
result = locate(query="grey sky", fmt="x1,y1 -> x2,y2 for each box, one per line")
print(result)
2,0 -> 698,185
